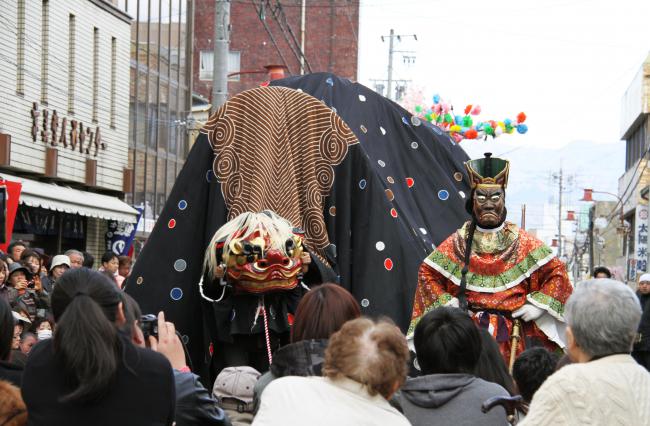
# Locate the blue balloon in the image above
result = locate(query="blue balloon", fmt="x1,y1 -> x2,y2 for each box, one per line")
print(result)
504,118 -> 512,126
516,124 -> 528,134
455,115 -> 463,125
433,94 -> 440,104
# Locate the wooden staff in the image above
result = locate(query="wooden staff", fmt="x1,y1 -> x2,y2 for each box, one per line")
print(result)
508,319 -> 522,375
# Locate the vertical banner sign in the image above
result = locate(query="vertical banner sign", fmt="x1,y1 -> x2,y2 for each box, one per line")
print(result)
105,207 -> 143,256
634,205 -> 649,278
0,180 -> 22,253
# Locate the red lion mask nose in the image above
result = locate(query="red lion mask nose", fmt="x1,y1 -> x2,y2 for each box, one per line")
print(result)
262,249 -> 290,267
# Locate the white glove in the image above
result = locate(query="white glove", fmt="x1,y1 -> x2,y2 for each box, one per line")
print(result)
444,297 -> 460,308
512,304 -> 545,322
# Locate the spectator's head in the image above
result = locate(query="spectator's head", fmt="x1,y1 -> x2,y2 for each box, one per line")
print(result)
11,325 -> 20,351
0,258 -> 7,285
32,318 -> 53,340
638,273 -> 650,295
7,263 -> 31,288
101,252 -> 119,275
64,250 -> 85,269
11,312 -> 31,353
291,283 -> 361,343
513,347 -> 559,402
82,251 -> 94,269
117,256 -> 132,278
475,328 -> 516,394
414,306 -> 482,375
49,255 -> 71,280
19,249 -> 41,276
7,241 -> 27,263
567,279 -> 641,362
51,268 -> 125,403
19,332 -> 37,355
323,317 -> 409,399
0,380 -> 27,426
0,299 -> 13,361
555,354 -> 573,371
593,266 -> 611,279
118,291 -> 144,347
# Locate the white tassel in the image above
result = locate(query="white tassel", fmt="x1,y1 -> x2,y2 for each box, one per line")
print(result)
251,298 -> 263,330
198,274 -> 226,303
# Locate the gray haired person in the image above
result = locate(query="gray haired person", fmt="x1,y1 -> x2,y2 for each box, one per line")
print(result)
520,279 -> 650,425
64,250 -> 84,269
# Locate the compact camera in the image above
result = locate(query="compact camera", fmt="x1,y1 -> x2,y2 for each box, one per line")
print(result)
139,314 -> 158,339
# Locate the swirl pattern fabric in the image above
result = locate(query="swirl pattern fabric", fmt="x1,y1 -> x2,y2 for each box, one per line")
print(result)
201,86 -> 358,259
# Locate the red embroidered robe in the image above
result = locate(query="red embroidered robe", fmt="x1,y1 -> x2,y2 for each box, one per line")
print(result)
409,221 -> 573,361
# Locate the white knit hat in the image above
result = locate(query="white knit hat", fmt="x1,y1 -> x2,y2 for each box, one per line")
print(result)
50,254 -> 71,271
639,273 -> 650,283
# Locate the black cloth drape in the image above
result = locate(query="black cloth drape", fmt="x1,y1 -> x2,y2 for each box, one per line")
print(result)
127,73 -> 470,378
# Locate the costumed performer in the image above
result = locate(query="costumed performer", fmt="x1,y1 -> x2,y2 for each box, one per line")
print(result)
409,153 -> 573,363
199,210 -> 333,374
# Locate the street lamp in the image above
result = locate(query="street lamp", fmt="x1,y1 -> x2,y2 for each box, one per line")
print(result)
580,188 -> 629,234
581,188 -> 631,278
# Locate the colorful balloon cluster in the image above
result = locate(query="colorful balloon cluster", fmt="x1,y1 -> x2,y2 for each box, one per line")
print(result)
414,95 -> 528,143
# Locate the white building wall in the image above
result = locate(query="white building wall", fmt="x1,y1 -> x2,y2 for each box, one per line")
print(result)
0,0 -> 131,191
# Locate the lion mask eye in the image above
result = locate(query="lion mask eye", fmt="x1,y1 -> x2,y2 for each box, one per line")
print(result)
285,238 -> 295,255
229,239 -> 244,255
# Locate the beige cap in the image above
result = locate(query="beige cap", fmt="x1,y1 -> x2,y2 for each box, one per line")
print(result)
50,255 -> 71,271
212,366 -> 261,404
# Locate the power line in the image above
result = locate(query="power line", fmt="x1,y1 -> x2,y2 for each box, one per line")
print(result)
270,0 -> 313,73
250,0 -> 294,74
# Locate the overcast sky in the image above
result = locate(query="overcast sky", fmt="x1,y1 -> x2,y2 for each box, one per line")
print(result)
358,0 -> 650,150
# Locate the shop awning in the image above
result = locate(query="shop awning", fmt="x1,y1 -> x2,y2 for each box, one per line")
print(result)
1,173 -> 139,223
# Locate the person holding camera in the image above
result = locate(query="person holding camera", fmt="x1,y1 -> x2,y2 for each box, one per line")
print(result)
7,263 -> 49,322
120,293 -> 231,426
21,268 -> 176,425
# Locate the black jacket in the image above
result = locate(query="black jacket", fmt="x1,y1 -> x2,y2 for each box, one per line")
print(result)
253,339 -> 328,412
22,338 -> 176,425
0,359 -> 23,387
174,370 -> 231,426
635,293 -> 650,352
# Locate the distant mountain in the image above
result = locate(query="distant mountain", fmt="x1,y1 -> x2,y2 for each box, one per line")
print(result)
461,139 -> 624,229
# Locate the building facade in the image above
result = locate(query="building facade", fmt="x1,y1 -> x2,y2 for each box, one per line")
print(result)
619,52 -> 650,282
193,0 -> 359,99
0,0 -> 137,258
111,0 -> 193,242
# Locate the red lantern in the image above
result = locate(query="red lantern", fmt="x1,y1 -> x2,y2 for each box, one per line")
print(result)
566,210 -> 576,221
551,238 -> 558,247
581,189 -> 594,202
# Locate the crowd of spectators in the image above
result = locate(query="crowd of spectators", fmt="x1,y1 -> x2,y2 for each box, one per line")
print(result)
0,240 -> 650,425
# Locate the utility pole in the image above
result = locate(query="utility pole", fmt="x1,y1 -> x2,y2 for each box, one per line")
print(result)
588,205 -> 595,275
212,0 -> 231,112
558,167 -> 563,257
387,29 -> 394,101
300,0 -> 306,74
380,30 -> 417,100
